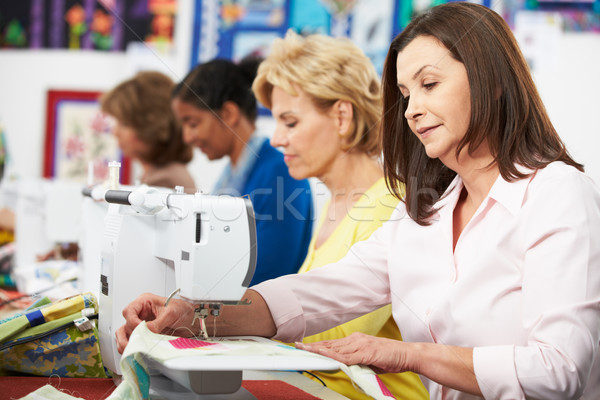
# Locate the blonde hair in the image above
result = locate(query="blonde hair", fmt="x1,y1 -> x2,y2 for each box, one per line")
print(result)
253,30 -> 382,156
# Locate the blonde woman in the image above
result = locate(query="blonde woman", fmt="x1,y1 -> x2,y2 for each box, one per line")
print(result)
251,31 -> 428,399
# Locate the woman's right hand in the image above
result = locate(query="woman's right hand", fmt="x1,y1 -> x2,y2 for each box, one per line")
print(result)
115,292 -> 197,354
115,289 -> 278,354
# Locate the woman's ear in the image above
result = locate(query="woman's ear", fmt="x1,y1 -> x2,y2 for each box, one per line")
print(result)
219,101 -> 241,126
334,100 -> 354,137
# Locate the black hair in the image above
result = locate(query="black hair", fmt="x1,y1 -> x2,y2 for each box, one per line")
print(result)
172,56 -> 263,122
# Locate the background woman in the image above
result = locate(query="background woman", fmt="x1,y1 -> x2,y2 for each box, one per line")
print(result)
34,71 -> 198,262
171,57 -> 313,285
100,70 -> 196,192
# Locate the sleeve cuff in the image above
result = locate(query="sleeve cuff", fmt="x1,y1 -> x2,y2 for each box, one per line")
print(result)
473,345 -> 524,399
252,277 -> 306,342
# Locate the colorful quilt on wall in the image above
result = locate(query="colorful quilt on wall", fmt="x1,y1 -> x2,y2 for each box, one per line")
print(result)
191,0 -> 400,75
190,0 -> 600,78
0,0 -> 178,51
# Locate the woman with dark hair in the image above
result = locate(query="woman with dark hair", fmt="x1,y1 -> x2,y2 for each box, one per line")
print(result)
100,71 -> 196,192
380,2 -> 583,224
117,3 -> 600,399
171,58 -> 314,285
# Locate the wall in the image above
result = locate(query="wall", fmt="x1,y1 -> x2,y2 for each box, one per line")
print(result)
534,32 -> 600,183
0,0 -> 224,187
0,1 -> 599,192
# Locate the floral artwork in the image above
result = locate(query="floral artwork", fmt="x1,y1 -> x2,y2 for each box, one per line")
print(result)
65,4 -> 87,49
90,9 -> 115,50
146,0 -> 177,45
44,90 -> 130,185
0,1 -> 30,48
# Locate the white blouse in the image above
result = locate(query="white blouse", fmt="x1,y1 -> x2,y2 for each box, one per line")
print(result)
253,162 -> 600,400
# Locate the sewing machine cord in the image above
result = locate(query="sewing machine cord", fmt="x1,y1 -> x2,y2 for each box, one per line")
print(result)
299,370 -> 327,387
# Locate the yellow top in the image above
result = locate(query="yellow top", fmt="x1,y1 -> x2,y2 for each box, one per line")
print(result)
298,177 -> 428,400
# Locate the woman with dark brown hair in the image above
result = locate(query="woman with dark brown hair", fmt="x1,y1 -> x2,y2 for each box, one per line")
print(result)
380,1 -> 582,225
100,71 -> 196,192
116,3 -> 600,399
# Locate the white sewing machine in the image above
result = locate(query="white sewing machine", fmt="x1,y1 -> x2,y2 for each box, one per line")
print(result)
97,185 -> 257,375
11,178 -> 83,271
9,178 -> 83,296
78,186 -> 112,297
78,184 -> 174,297
97,185 -> 341,399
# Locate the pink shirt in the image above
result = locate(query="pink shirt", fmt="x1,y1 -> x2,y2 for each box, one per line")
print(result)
253,162 -> 600,400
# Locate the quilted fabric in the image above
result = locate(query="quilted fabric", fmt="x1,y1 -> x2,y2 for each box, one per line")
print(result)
0,292 -> 109,378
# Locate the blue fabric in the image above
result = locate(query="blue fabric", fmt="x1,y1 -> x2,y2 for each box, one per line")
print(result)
25,309 -> 45,328
217,139 -> 313,285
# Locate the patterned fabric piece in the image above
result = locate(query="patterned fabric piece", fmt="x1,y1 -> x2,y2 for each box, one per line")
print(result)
1,323 -> 107,377
168,337 -> 226,350
108,322 -> 392,400
0,292 -> 108,378
11,322 -> 396,400
340,365 -> 397,400
16,384 -> 87,400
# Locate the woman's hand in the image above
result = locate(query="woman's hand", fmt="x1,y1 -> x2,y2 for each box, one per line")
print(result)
295,332 -> 411,374
115,292 -> 196,354
297,333 -> 482,395
114,289 -> 278,354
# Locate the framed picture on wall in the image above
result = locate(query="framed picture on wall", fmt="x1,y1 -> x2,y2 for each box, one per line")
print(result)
43,89 -> 131,185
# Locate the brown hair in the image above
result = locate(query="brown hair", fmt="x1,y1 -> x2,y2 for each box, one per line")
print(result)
100,71 -> 193,166
253,30 -> 382,156
381,2 -> 583,225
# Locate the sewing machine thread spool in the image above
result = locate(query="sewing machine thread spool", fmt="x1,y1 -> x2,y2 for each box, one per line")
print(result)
87,161 -> 94,186
108,161 -> 121,190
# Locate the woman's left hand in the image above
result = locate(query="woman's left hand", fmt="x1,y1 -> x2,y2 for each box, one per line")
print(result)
298,332 -> 482,396
295,332 -> 411,374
